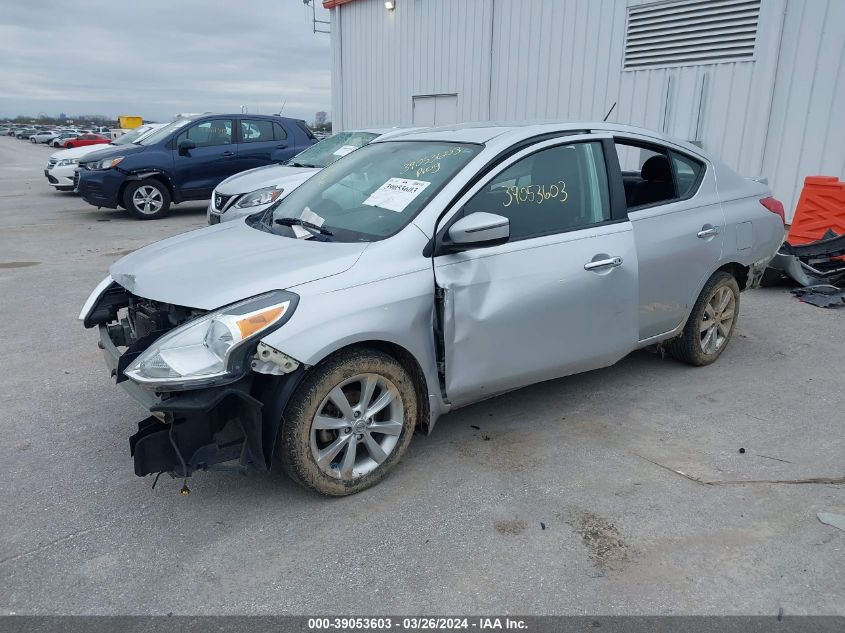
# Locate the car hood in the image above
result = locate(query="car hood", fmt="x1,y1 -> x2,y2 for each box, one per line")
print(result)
215,164 -> 320,195
109,221 -> 368,310
79,143 -> 146,165
50,143 -> 117,160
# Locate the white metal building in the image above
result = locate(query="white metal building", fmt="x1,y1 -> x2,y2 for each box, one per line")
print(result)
323,0 -> 845,220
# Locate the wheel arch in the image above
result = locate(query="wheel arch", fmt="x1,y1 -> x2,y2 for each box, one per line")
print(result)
119,171 -> 176,205
300,340 -> 433,434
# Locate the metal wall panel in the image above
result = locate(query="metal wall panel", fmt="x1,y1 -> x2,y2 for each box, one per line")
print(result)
330,0 -> 842,219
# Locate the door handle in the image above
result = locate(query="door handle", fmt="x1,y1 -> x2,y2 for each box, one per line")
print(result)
276,144 -> 288,149
222,150 -> 235,157
584,256 -> 623,271
697,225 -> 720,239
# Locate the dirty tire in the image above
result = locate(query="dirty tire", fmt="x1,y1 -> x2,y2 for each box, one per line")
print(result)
123,180 -> 171,220
667,271 -> 740,366
277,348 -> 418,496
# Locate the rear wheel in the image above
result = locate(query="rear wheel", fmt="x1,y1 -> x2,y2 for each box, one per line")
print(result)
123,180 -> 171,220
277,348 -> 418,496
667,271 -> 740,366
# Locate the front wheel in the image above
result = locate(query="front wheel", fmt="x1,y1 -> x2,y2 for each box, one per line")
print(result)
667,271 -> 740,366
123,180 -> 171,220
277,348 -> 418,496
65,143 -> 74,149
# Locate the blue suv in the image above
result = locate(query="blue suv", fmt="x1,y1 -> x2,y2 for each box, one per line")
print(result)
76,114 -> 317,220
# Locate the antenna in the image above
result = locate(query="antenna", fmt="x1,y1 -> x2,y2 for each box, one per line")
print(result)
603,102 -> 617,122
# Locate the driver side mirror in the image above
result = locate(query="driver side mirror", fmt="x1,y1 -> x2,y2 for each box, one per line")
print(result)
178,139 -> 196,156
442,212 -> 510,253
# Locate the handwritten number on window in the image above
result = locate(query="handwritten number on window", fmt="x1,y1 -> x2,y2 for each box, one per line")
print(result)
503,181 -> 567,208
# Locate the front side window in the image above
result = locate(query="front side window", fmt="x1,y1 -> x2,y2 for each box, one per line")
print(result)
177,118 -> 233,148
462,141 -> 611,240
288,131 -> 380,169
240,119 -> 274,143
266,141 -> 480,242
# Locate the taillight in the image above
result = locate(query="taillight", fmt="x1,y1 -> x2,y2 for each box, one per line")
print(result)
760,197 -> 785,224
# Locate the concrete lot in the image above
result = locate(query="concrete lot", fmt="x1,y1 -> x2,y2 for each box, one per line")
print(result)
0,136 -> 842,615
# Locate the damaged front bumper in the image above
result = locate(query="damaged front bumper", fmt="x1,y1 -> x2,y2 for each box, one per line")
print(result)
98,318 -> 303,479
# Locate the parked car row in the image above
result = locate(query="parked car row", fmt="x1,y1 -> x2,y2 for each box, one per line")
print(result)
79,120 -> 787,496
71,113 -> 319,219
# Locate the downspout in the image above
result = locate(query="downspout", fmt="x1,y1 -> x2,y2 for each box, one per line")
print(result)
486,0 -> 495,120
333,6 -> 344,132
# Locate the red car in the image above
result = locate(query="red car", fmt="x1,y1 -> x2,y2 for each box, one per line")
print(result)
63,133 -> 111,149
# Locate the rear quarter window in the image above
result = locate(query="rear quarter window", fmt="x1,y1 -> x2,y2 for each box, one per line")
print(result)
671,151 -> 705,198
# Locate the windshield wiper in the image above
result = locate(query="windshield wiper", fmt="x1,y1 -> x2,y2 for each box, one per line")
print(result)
287,161 -> 319,168
274,217 -> 333,237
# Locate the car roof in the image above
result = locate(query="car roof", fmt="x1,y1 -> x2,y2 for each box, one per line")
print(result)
377,121 -> 708,158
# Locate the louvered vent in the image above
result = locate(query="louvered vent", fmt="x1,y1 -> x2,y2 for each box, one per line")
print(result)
624,0 -> 760,70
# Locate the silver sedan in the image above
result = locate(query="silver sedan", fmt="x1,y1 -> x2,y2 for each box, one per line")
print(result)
81,122 -> 785,496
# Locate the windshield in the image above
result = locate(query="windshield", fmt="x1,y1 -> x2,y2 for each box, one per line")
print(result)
288,131 -> 380,169
113,126 -> 155,145
265,141 -> 480,242
137,118 -> 192,146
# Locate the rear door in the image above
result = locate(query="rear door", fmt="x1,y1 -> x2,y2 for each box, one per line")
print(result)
237,118 -> 284,170
613,138 -> 723,341
172,118 -> 237,198
434,135 -> 639,407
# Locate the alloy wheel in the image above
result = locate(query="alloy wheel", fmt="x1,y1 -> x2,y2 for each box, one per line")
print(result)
699,285 -> 736,354
309,373 -> 404,480
132,185 -> 164,215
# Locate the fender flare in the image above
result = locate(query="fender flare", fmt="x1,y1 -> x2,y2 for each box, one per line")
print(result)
122,170 -> 178,202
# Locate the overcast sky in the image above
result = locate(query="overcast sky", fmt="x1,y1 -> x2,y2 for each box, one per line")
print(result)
0,0 -> 332,124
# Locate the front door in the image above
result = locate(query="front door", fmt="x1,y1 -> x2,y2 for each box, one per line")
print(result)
173,118 -> 238,198
434,138 -> 639,407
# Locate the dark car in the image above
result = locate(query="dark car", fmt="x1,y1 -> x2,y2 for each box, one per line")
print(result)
75,114 -> 317,219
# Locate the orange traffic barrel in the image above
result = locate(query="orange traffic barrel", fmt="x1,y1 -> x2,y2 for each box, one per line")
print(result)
787,176 -> 845,245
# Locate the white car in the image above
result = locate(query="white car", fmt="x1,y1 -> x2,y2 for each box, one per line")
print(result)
44,124 -> 163,191
30,131 -> 60,144
207,128 -> 416,225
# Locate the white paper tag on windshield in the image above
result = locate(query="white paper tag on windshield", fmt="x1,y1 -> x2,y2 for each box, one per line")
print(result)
332,144 -> 357,157
363,178 -> 431,213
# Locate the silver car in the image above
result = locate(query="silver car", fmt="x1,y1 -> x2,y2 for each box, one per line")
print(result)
207,128 -> 415,225
80,122 -> 784,496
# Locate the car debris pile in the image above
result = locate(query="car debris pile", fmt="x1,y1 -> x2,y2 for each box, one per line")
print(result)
765,176 -> 845,308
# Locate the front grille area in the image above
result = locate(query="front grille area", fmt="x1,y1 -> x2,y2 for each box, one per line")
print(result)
214,193 -> 234,211
72,170 -> 81,191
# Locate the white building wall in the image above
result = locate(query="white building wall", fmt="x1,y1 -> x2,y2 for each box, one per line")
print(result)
330,0 -> 845,220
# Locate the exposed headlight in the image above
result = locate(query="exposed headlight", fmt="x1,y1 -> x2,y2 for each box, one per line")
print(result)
90,156 -> 125,170
235,186 -> 284,209
124,290 -> 298,389
57,158 -> 79,167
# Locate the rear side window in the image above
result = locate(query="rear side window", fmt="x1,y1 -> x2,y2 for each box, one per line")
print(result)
272,122 -> 288,141
463,141 -> 611,240
240,119 -> 274,143
670,151 -> 705,198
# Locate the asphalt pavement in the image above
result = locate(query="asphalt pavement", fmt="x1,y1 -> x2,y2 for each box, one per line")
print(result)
0,136 -> 842,615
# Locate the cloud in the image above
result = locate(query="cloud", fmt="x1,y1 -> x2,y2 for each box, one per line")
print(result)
0,0 -> 332,123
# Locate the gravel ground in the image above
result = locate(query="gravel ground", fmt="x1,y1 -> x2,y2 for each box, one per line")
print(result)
0,136 -> 842,615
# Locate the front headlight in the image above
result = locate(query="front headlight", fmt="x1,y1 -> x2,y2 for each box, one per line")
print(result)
235,186 -> 284,209
57,158 -> 79,167
90,156 -> 124,170
124,290 -> 298,389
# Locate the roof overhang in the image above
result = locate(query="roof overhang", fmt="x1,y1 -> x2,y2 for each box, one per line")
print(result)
322,0 -> 356,8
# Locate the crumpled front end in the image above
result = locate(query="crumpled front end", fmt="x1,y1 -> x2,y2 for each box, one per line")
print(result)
87,280 -> 303,479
